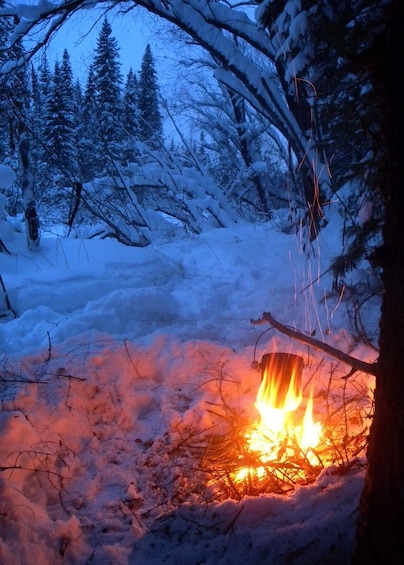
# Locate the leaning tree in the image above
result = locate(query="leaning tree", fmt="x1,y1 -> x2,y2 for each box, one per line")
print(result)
3,0 -> 334,241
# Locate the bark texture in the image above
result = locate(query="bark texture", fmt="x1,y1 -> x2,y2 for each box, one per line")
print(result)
354,1 -> 404,562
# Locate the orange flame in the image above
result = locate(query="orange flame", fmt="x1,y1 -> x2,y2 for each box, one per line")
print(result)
255,358 -> 302,435
233,356 -> 323,483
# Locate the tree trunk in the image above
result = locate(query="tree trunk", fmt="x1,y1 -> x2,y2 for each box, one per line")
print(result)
354,1 -> 404,562
227,89 -> 270,215
19,138 -> 40,250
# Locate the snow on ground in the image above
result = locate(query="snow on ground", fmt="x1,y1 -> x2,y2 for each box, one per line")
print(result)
0,209 -> 378,564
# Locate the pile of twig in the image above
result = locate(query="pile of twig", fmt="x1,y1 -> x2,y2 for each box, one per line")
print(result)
199,415 -> 368,500
195,375 -> 372,500
136,360 -> 373,503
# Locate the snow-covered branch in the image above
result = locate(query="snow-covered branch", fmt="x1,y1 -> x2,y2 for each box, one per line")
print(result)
4,0 -> 331,239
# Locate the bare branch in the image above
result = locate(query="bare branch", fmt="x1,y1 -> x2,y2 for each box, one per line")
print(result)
251,311 -> 378,377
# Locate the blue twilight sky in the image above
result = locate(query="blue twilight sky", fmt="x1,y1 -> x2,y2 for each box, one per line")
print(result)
20,1 -> 208,140
31,3 -> 176,86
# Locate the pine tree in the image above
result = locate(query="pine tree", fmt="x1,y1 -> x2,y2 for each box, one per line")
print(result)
138,44 -> 163,149
258,0 -> 384,257
92,18 -> 123,169
43,61 -> 64,172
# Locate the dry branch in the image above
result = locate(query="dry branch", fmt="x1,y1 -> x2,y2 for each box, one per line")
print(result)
251,312 -> 378,377
0,274 -> 17,318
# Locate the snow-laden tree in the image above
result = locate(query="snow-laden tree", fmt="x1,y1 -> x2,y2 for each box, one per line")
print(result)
256,1 -> 401,561
92,17 -> 123,170
38,51 -> 51,99
258,0 -> 384,284
33,53 -> 53,188
0,4 -> 11,162
181,73 -> 289,220
29,64 -> 41,140
122,67 -> 140,164
60,49 -> 79,175
5,0 -> 332,240
138,44 -> 163,149
19,136 -> 40,249
78,63 -> 99,182
0,2 -> 29,166
43,58 -> 79,193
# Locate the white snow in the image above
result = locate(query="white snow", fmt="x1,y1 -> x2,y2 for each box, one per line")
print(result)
0,165 -> 16,190
0,205 -> 378,563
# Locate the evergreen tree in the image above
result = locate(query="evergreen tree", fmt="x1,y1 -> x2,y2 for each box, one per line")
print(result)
38,52 -> 52,101
92,18 -> 123,169
43,59 -> 78,190
138,44 -> 163,149
61,49 -> 74,104
29,57 -> 57,202
258,0 -> 384,270
0,7 -> 30,165
42,61 -> 64,172
28,63 -> 46,201
30,65 -> 41,131
72,79 -> 83,130
78,63 -> 100,181
122,67 -> 140,163
60,49 -> 79,177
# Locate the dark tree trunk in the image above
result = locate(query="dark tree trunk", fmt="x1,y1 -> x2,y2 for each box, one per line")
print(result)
354,1 -> 404,562
227,89 -> 270,215
19,138 -> 40,250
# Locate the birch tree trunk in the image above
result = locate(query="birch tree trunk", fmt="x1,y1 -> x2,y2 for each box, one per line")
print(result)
19,138 -> 40,250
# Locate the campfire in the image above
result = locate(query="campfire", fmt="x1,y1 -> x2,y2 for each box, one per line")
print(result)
234,353 -> 322,482
201,351 -> 372,499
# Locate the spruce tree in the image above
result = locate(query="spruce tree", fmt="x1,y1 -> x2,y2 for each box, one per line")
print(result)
60,49 -> 79,178
27,64 -> 46,201
61,49 -> 74,105
38,52 -> 52,101
79,64 -> 100,181
92,18 -> 123,169
138,44 -> 163,149
122,67 -> 140,163
30,65 -> 41,133
43,59 -> 78,192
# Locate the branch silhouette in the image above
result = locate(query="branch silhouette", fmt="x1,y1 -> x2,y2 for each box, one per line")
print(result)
251,311 -> 378,377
